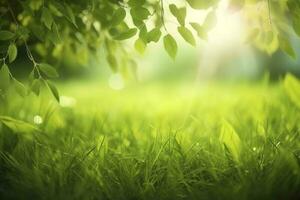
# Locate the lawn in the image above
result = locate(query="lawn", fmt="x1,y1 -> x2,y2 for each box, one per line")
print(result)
0,79 -> 299,200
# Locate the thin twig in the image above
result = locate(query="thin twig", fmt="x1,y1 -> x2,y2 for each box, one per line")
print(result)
267,0 -> 272,26
160,0 -> 168,33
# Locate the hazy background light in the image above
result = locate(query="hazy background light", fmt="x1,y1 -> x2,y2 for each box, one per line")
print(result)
207,0 -> 245,47
109,74 -> 125,90
196,0 -> 260,81
60,96 -> 77,108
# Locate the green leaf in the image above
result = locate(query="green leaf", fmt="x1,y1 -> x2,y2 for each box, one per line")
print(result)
245,28 -> 259,43
178,26 -> 196,46
279,36 -> 296,59
190,22 -> 207,40
203,10 -> 217,31
293,15 -> 300,37
20,1 -> 34,16
41,7 -> 54,30
132,18 -> 144,27
139,26 -> 148,42
128,0 -> 146,7
29,68 -> 40,81
219,120 -> 241,162
64,4 -> 77,27
0,116 -> 40,138
16,26 -> 30,39
0,31 -> 15,40
39,63 -> 59,78
106,54 -> 118,72
130,7 -> 150,20
46,81 -> 60,102
114,28 -> 137,40
163,34 -> 177,59
13,79 -> 27,97
147,28 -> 161,43
52,2 -> 76,27
31,79 -> 42,96
31,24 -> 46,42
0,64 -> 10,90
265,31 -> 274,45
134,38 -> 146,54
8,43 -> 17,63
284,73 -> 300,108
186,0 -> 217,10
47,27 -> 61,45
169,4 -> 186,26
51,2 -> 65,15
111,8 -> 126,26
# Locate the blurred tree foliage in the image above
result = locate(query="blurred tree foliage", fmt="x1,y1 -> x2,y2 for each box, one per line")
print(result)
0,0 -> 299,101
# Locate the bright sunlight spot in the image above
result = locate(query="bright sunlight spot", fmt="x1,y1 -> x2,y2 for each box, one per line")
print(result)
33,115 -> 43,125
59,96 -> 77,108
208,0 -> 245,47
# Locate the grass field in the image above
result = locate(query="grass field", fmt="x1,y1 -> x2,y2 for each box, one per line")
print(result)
0,78 -> 300,200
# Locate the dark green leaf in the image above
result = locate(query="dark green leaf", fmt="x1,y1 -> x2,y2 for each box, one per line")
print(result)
46,81 -> 60,102
31,79 -> 42,96
0,31 -> 15,40
13,78 -> 27,97
41,7 -> 54,30
47,27 -> 61,45
8,43 -> 17,63
147,28 -> 161,43
114,28 -> 137,40
65,4 -> 77,27
111,8 -> 126,26
279,36 -> 296,59
16,26 -> 30,39
29,68 -> 40,82
39,63 -> 59,78
31,24 -> 46,41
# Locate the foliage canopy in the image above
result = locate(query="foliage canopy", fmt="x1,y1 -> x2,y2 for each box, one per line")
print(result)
0,0 -> 300,101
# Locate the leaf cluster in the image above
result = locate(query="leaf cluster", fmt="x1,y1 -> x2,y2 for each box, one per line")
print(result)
0,0 -> 299,101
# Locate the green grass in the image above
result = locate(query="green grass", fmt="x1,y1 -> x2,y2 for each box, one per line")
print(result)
0,80 -> 300,200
